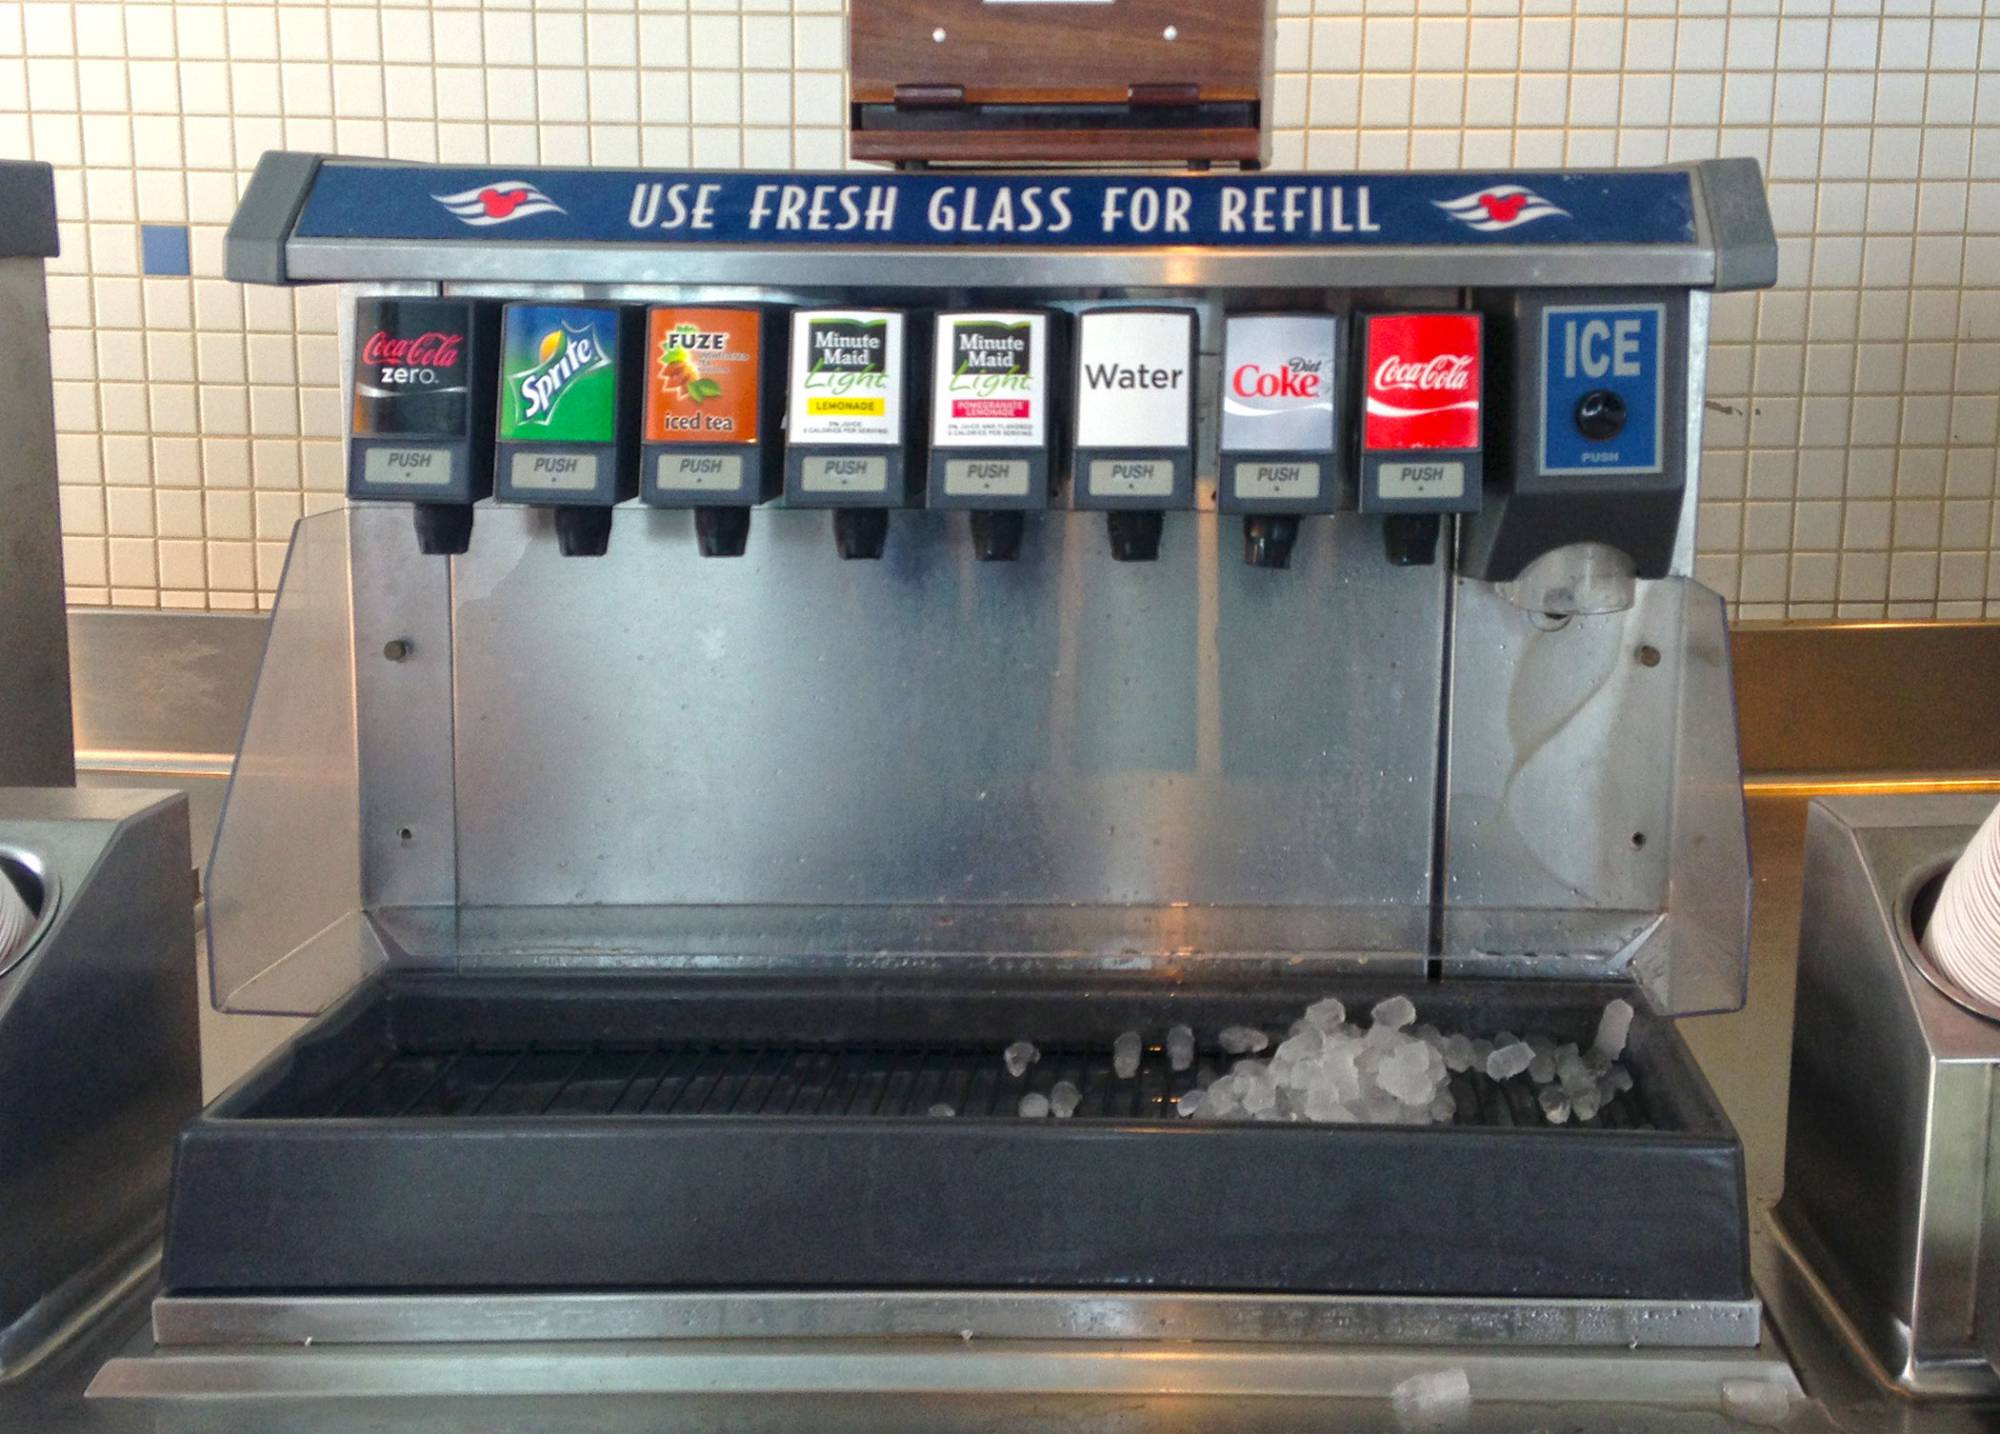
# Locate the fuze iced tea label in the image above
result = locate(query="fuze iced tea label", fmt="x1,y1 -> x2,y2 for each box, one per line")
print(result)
788,309 -> 902,445
498,304 -> 620,443
931,312 -> 1045,448
644,307 -> 760,444
1220,314 -> 1336,453
1361,312 -> 1482,453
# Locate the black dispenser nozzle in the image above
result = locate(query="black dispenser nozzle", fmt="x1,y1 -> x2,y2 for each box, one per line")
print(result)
1106,511 -> 1163,563
834,508 -> 889,560
412,503 -> 474,557
695,506 -> 752,558
1242,514 -> 1299,570
970,511 -> 1025,562
555,507 -> 615,558
1383,514 -> 1441,567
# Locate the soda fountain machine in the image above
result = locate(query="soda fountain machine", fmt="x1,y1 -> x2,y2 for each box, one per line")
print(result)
96,153 -> 1785,1414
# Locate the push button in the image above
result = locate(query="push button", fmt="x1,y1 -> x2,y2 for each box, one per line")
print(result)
1573,388 -> 1627,442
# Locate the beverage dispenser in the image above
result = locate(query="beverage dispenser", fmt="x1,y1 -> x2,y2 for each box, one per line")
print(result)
783,307 -> 921,559
493,302 -> 642,557
98,153 -> 1789,1416
638,306 -> 785,558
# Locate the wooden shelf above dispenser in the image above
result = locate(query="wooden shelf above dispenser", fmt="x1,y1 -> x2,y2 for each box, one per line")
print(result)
848,0 -> 1268,168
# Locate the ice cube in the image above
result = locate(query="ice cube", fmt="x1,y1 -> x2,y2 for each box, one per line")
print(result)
1003,1040 -> 1040,1078
1238,1069 -> 1278,1115
928,1102 -> 956,1118
1176,1088 -> 1204,1118
1218,1024 -> 1270,1055
1485,1040 -> 1535,1082
1609,1063 -> 1635,1093
1720,1377 -> 1793,1427
1276,1026 -> 1325,1065
1113,1030 -> 1144,1080
1427,1090 -> 1456,1123
1527,1051 -> 1556,1084
1370,994 -> 1417,1031
1303,996 -> 1347,1033
1440,1034 -> 1475,1074
1593,998 -> 1635,1062
1018,1092 -> 1050,1118
1166,1024 -> 1196,1071
1470,1038 -> 1494,1065
1572,1089 -> 1601,1123
1389,1367 -> 1471,1432
1537,1085 -> 1571,1124
1050,1080 -> 1082,1118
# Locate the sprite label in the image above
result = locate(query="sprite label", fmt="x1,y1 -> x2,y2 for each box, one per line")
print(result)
498,304 -> 620,443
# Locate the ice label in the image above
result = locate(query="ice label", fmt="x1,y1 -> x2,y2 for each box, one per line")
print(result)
932,312 -> 1046,448
1539,303 -> 1663,476
1074,310 -> 1193,450
789,310 -> 903,445
1220,314 -> 1337,453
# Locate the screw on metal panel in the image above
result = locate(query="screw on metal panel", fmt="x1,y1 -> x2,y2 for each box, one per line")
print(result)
1637,644 -> 1661,667
1163,24 -> 1179,39
383,639 -> 413,661
932,27 -> 946,41
398,827 -> 415,844
1631,832 -> 1648,849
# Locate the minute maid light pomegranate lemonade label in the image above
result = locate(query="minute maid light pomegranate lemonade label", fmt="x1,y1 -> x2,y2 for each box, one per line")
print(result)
789,309 -> 904,445
498,304 -> 620,443
931,313 -> 1046,448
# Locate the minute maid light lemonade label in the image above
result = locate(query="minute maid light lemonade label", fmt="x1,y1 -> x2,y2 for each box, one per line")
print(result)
789,310 -> 903,444
931,313 -> 1045,449
498,304 -> 619,443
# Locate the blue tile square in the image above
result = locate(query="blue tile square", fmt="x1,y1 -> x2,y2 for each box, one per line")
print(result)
140,223 -> 191,277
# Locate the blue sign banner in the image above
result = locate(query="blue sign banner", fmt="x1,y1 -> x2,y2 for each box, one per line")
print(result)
296,166 -> 1698,250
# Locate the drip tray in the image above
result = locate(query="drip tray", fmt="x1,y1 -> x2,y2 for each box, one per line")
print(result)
164,973 -> 1748,1302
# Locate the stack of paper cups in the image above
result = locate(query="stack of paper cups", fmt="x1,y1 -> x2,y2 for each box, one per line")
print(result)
1923,800 -> 2000,1011
0,865 -> 33,968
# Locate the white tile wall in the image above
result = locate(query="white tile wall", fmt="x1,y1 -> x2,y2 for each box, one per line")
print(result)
2,0 -> 1996,619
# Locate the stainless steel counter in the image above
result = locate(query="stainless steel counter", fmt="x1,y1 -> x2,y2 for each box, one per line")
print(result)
8,781 -> 1998,1432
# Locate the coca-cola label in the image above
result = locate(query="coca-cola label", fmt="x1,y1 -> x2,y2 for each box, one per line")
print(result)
1361,312 -> 1482,452
1219,314 -> 1337,454
932,312 -> 1046,449
350,298 -> 475,438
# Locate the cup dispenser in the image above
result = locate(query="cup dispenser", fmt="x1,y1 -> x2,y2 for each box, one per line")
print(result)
345,297 -> 499,556
1355,310 -> 1484,567
493,302 -> 642,557
783,308 -> 921,559
1216,312 -> 1341,569
638,306 -> 786,558
924,310 -> 1064,562
1068,307 -> 1197,562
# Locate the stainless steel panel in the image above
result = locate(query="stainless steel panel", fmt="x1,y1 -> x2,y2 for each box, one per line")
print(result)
146,1289 -> 1760,1350
291,240 -> 1719,292
0,254 -> 73,787
435,505 -> 1444,928
67,611 -> 266,768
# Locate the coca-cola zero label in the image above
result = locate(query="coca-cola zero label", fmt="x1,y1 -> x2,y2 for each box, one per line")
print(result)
351,298 -> 474,438
1361,312 -> 1481,453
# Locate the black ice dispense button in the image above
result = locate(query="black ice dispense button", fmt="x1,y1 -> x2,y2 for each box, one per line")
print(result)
346,297 -> 500,556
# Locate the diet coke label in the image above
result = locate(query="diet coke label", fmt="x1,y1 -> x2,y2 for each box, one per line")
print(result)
1219,314 -> 1338,454
1361,312 -> 1482,452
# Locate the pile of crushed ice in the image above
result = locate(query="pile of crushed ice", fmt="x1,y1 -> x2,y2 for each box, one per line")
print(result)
999,995 -> 1636,1126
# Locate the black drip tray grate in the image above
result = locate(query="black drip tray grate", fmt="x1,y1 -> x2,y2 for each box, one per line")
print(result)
299,1040 -> 1655,1129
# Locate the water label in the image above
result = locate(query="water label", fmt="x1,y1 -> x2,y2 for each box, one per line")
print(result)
1074,310 -> 1193,450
